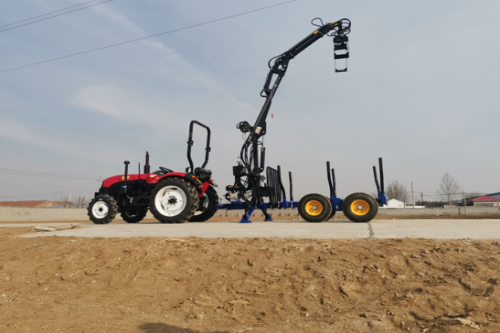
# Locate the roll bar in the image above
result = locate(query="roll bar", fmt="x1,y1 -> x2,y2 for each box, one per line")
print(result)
186,120 -> 211,173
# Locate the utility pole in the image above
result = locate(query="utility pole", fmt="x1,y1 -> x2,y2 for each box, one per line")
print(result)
411,182 -> 415,208
421,192 -> 424,208
463,192 -> 467,216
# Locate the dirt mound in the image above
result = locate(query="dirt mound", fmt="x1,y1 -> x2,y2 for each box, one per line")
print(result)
1,228 -> 499,332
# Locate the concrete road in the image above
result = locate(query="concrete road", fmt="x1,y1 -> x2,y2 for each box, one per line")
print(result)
1,219 -> 499,239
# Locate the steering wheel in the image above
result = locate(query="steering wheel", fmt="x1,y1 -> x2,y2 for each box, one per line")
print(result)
159,166 -> 173,174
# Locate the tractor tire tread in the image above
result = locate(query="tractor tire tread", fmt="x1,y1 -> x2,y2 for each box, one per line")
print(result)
121,207 -> 148,223
87,194 -> 118,224
189,186 -> 219,222
150,178 -> 199,223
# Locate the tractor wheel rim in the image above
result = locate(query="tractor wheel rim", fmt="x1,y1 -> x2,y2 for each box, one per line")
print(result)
155,186 -> 187,217
351,199 -> 370,216
194,193 -> 208,216
305,200 -> 323,216
93,201 -> 109,218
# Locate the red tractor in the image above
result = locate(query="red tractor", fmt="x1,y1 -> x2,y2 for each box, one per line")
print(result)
87,121 -> 219,224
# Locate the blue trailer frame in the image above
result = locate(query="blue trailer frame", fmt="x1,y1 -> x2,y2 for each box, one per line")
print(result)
219,158 -> 387,223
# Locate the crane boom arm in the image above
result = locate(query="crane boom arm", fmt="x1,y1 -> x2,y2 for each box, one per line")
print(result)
251,18 -> 351,136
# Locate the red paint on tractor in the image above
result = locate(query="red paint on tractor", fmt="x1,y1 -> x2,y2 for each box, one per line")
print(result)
199,182 -> 210,197
102,174 -> 150,187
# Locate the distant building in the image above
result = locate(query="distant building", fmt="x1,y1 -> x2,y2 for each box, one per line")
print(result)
471,195 -> 500,207
0,200 -> 56,208
381,199 -> 406,208
485,192 -> 500,200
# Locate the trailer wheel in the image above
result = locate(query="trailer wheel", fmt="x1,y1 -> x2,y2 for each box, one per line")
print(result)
342,192 -> 378,223
189,186 -> 219,222
298,193 -> 332,223
88,194 -> 118,224
325,195 -> 337,220
121,207 -> 148,223
150,178 -> 199,223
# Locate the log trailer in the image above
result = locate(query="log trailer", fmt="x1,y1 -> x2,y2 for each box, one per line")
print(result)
87,17 -> 387,225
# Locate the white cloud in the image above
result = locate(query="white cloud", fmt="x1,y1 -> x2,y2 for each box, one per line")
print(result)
75,86 -> 125,117
0,118 -> 125,163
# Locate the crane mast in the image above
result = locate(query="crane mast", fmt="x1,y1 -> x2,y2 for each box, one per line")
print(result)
227,18 -> 351,219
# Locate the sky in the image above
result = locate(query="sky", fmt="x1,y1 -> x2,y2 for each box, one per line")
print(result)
0,0 -> 499,203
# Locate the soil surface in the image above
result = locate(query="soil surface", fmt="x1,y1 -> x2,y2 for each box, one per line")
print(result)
1,228 -> 500,332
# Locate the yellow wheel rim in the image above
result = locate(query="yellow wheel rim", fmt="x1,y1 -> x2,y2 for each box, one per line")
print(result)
351,199 -> 370,216
305,200 -> 323,216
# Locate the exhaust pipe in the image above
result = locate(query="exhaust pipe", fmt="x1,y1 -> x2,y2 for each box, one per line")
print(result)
123,161 -> 130,193
144,151 -> 150,174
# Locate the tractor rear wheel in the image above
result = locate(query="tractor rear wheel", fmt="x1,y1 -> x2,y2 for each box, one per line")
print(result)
88,194 -> 118,224
189,186 -> 219,222
149,178 -> 199,223
298,193 -> 332,223
121,207 -> 148,223
342,192 -> 378,223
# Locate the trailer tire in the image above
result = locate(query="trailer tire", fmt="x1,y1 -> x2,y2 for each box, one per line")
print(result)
150,178 -> 199,223
298,193 -> 332,223
88,194 -> 118,224
342,192 -> 378,223
329,210 -> 336,220
121,207 -> 148,223
189,186 -> 219,222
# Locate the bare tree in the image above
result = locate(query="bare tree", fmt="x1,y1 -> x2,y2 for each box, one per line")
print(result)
72,195 -> 87,208
437,173 -> 462,204
386,180 -> 407,202
465,192 -> 483,200
53,194 -> 71,207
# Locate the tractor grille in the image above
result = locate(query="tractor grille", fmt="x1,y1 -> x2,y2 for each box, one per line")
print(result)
266,167 -> 281,208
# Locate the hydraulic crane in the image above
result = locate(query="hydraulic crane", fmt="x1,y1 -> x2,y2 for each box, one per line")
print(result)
224,18 -> 354,222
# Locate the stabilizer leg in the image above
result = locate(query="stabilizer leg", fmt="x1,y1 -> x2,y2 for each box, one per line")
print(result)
261,208 -> 273,221
240,207 -> 255,223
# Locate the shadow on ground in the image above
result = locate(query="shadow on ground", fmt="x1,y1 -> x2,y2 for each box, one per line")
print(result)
139,323 -> 228,333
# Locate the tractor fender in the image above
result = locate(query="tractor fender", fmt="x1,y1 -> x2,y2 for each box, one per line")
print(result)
154,172 -> 198,187
155,173 -> 209,196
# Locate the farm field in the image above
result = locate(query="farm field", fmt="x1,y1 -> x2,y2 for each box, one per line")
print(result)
1,227 -> 499,332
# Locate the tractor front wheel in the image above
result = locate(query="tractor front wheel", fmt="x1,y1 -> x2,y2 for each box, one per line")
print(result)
342,192 -> 378,223
298,193 -> 332,223
121,207 -> 148,223
149,178 -> 199,223
189,186 -> 219,222
87,194 -> 118,224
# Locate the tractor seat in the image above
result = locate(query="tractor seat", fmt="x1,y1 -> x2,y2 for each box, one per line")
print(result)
194,167 -> 212,177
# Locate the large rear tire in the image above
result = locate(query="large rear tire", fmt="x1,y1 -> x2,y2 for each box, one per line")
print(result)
88,194 -> 118,224
298,193 -> 332,223
149,178 -> 199,223
121,207 -> 148,223
342,192 -> 378,223
189,186 -> 219,222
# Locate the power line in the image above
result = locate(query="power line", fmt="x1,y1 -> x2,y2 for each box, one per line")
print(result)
0,0 -> 113,33
0,190 -> 94,199
0,167 -> 101,180
0,0 -> 298,74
